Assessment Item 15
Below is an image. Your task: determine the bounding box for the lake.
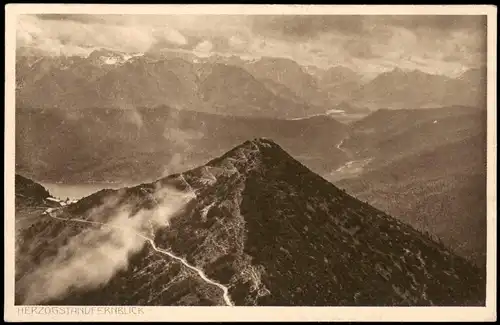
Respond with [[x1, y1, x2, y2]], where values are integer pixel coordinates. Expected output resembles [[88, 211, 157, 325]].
[[40, 182, 132, 201], [328, 112, 370, 124]]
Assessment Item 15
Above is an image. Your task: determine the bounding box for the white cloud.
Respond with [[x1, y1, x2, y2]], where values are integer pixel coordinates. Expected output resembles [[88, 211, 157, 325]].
[[153, 27, 188, 46], [19, 185, 195, 305], [16, 14, 486, 77], [17, 15, 187, 56], [229, 36, 244, 46], [193, 40, 213, 55]]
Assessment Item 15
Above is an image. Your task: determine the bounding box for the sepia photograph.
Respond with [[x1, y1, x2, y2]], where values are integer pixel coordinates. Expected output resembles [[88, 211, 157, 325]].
[[4, 4, 497, 322]]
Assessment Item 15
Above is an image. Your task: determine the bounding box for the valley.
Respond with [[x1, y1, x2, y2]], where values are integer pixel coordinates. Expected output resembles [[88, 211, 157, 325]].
[[13, 37, 489, 308], [16, 105, 488, 269], [326, 136, 374, 182], [337, 107, 487, 266], [16, 105, 350, 184]]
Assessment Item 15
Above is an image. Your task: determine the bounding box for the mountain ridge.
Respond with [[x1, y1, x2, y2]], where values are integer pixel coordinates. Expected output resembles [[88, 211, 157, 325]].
[[15, 138, 486, 306], [16, 50, 486, 112], [16, 105, 348, 184]]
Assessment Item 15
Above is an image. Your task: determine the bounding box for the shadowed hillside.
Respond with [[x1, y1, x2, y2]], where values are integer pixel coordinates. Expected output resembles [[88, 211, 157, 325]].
[[15, 139, 485, 306]]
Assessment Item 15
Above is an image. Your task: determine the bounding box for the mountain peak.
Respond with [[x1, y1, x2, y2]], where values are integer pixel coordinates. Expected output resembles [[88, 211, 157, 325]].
[[171, 137, 314, 191], [246, 137, 281, 149], [204, 138, 287, 170], [391, 66, 406, 73], [17, 138, 486, 306]]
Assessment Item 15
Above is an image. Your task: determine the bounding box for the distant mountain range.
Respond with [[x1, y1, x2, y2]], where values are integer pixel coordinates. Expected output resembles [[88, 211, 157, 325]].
[[351, 68, 486, 110], [16, 50, 323, 118], [15, 139, 486, 306], [15, 49, 486, 114]]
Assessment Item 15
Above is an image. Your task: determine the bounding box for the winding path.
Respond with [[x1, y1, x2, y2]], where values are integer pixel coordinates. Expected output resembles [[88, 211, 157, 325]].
[[43, 208, 234, 306]]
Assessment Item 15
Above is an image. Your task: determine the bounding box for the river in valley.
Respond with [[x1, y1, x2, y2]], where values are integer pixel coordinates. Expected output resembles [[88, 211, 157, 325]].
[[325, 136, 374, 183]]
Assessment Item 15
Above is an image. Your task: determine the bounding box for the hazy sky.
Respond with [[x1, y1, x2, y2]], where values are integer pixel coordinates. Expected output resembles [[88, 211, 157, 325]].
[[17, 14, 487, 77]]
